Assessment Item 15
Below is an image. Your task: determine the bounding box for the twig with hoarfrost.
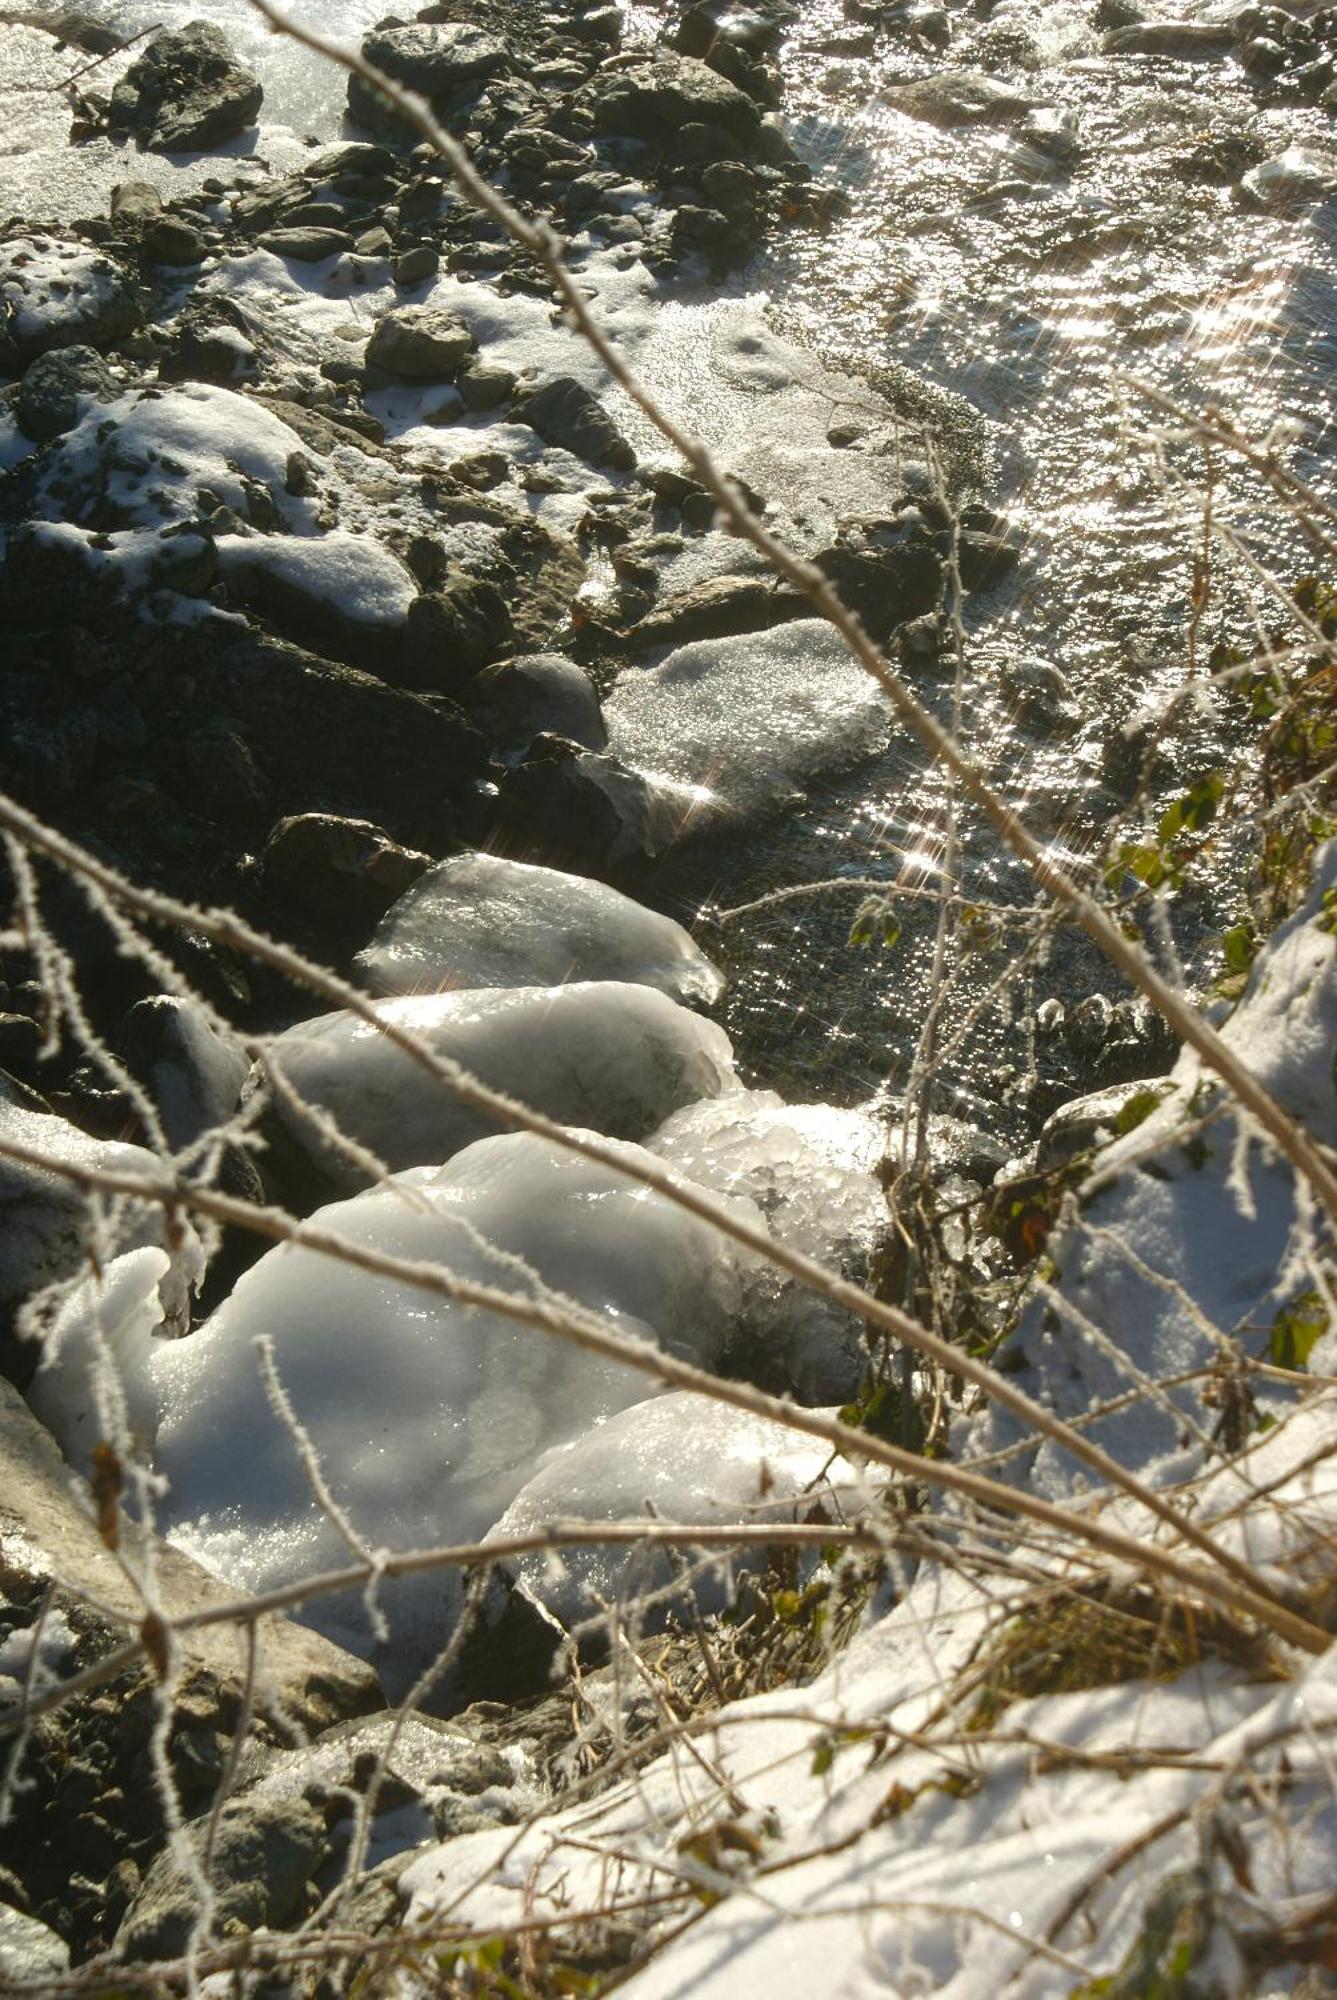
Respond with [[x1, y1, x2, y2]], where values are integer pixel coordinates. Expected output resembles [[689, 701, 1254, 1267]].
[[0, 795, 1313, 1639], [241, 0, 1337, 1235]]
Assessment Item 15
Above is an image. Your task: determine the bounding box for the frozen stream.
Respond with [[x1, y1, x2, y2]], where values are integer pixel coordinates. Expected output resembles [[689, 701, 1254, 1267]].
[[7, 0, 1336, 1141]]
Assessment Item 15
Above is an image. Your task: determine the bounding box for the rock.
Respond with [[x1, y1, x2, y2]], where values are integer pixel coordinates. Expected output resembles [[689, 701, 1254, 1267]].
[[813, 532, 945, 643], [629, 573, 806, 649], [108, 179, 163, 230], [1036, 1079, 1173, 1174], [394, 243, 440, 286], [142, 216, 206, 265], [16, 344, 118, 443], [999, 654, 1078, 735], [468, 653, 607, 753], [457, 361, 516, 411], [1241, 145, 1337, 207], [348, 23, 510, 135], [516, 374, 636, 471], [116, 996, 251, 1152], [399, 573, 514, 694], [216, 532, 417, 676], [257, 226, 355, 261], [880, 69, 1038, 126], [1102, 20, 1235, 55], [114, 1798, 326, 1961], [109, 21, 263, 154], [0, 1906, 69, 1985], [259, 813, 434, 939], [589, 52, 763, 149], [0, 238, 140, 370], [365, 304, 477, 380]]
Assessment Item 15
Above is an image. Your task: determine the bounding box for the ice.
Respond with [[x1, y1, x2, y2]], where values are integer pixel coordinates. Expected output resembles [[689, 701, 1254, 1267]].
[[963, 843, 1337, 1494], [354, 852, 724, 1008], [487, 1391, 877, 1632], [649, 1091, 888, 1399], [265, 981, 739, 1188], [131, 1132, 765, 1693], [603, 620, 892, 833], [27, 1246, 184, 1468]]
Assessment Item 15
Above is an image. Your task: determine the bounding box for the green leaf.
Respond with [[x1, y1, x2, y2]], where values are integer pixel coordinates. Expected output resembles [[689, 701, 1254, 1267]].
[[1270, 1290, 1328, 1371], [1157, 771, 1223, 843], [1111, 1087, 1166, 1137], [1220, 922, 1256, 975]]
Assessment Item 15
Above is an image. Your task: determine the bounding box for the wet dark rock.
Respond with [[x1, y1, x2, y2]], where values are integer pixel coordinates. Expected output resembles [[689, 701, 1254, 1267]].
[[116, 994, 250, 1152], [813, 532, 945, 643], [999, 655, 1079, 735], [882, 69, 1038, 125], [957, 511, 1023, 591], [366, 302, 477, 379], [399, 572, 514, 694], [588, 53, 763, 152], [348, 23, 511, 136], [114, 1798, 326, 1962], [516, 374, 636, 470], [0, 238, 141, 370], [16, 344, 119, 443], [109, 21, 263, 154], [257, 813, 434, 951], [258, 225, 356, 261], [629, 572, 806, 649], [494, 738, 679, 878], [468, 652, 607, 752], [1102, 19, 1234, 55]]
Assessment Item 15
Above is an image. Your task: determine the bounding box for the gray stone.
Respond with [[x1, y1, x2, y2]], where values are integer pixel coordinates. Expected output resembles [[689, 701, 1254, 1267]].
[[109, 21, 264, 154], [114, 1798, 326, 1962], [348, 23, 510, 134], [0, 1905, 69, 1985], [399, 572, 514, 693], [365, 303, 477, 379], [517, 374, 636, 471], [469, 652, 607, 752], [142, 216, 206, 264], [394, 243, 441, 286], [259, 814, 433, 930], [1102, 20, 1235, 55], [258, 226, 355, 261], [457, 361, 515, 411], [17, 343, 118, 442]]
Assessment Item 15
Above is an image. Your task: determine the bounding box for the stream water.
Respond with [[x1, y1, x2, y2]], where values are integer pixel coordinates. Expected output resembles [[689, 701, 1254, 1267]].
[[24, 0, 1337, 1147]]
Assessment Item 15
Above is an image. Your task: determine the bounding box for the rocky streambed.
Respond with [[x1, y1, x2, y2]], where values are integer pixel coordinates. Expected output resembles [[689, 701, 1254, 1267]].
[[1, 0, 1335, 1985]]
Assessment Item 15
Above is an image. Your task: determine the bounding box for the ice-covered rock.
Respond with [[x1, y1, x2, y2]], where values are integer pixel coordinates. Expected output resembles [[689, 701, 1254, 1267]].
[[119, 995, 251, 1151], [354, 853, 724, 1008], [0, 238, 140, 371], [0, 1078, 169, 1325], [488, 1391, 877, 1633], [603, 620, 891, 835], [27, 1245, 186, 1465], [130, 1132, 765, 1693], [649, 1091, 887, 1399], [265, 981, 737, 1188], [965, 845, 1337, 1495]]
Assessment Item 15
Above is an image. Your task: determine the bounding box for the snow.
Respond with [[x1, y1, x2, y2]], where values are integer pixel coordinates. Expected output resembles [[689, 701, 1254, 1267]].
[[264, 981, 739, 1188], [27, 1245, 184, 1467], [216, 530, 415, 629], [648, 1091, 888, 1399], [604, 620, 893, 832], [399, 1394, 1337, 1997], [112, 1131, 768, 1695], [964, 844, 1337, 1496], [354, 852, 725, 1007], [0, 237, 129, 355], [487, 1391, 878, 1633], [33, 382, 321, 534]]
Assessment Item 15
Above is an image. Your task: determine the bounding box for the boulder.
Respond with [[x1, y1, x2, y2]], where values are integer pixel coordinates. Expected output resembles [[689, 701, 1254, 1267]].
[[365, 303, 477, 380], [17, 343, 119, 443], [109, 21, 263, 154], [0, 237, 140, 370], [588, 52, 762, 148], [881, 69, 1039, 126], [347, 23, 510, 135]]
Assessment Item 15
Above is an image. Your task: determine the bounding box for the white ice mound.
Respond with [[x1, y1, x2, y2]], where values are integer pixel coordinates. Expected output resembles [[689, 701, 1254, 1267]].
[[649, 1091, 888, 1401], [354, 852, 724, 1007], [603, 620, 891, 832], [965, 842, 1337, 1496], [266, 981, 738, 1188], [488, 1390, 876, 1631], [143, 1132, 764, 1687], [27, 1245, 187, 1468]]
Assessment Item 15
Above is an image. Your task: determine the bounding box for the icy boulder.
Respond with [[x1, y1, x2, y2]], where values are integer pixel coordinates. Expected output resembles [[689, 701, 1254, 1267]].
[[354, 852, 724, 1007], [649, 1091, 888, 1400], [488, 1391, 876, 1633], [0, 1079, 169, 1325], [129, 1133, 765, 1693], [265, 981, 738, 1188], [603, 619, 891, 834], [27, 1245, 190, 1467], [965, 844, 1337, 1496]]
